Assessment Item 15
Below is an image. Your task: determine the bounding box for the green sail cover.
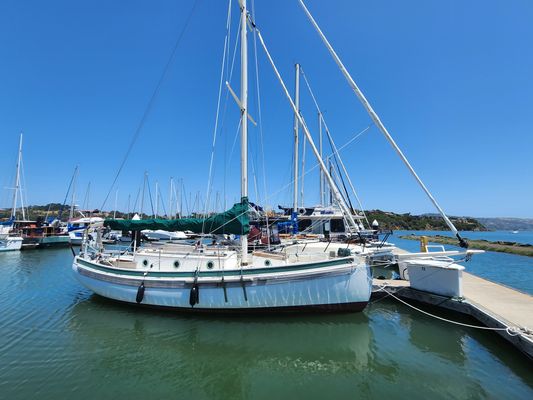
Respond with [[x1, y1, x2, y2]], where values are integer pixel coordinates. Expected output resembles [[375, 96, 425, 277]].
[[105, 198, 249, 235]]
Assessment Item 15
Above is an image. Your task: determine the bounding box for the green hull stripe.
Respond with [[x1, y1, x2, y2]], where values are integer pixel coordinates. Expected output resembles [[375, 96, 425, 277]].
[[77, 257, 354, 278]]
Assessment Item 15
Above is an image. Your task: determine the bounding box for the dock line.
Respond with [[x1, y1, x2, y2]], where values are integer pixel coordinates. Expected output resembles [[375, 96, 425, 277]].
[[375, 285, 532, 338]]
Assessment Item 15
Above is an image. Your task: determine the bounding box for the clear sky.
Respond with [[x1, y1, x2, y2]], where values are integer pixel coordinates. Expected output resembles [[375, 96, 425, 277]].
[[0, 0, 532, 218]]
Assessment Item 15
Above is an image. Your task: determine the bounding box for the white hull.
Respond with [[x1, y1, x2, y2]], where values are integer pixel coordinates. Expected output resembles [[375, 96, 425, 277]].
[[73, 257, 371, 313], [69, 231, 84, 245], [0, 236, 23, 252]]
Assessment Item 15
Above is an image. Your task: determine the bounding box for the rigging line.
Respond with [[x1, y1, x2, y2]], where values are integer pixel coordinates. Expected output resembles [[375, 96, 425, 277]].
[[327, 129, 356, 213], [225, 0, 232, 80], [251, 0, 268, 207], [228, 116, 243, 168], [132, 186, 141, 215], [300, 67, 370, 226], [100, 0, 200, 210], [202, 0, 232, 234], [157, 184, 168, 217], [325, 133, 354, 211], [324, 119, 370, 225], [221, 14, 242, 211], [329, 158, 353, 223], [182, 180, 190, 216], [59, 167, 77, 220], [298, 0, 466, 246], [203, 127, 374, 235], [276, 125, 371, 208], [219, 14, 241, 128], [19, 156, 28, 219], [249, 147, 260, 202], [83, 182, 91, 211]]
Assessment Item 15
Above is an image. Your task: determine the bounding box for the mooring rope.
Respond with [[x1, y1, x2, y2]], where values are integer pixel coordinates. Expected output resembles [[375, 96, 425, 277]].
[[375, 284, 531, 338]]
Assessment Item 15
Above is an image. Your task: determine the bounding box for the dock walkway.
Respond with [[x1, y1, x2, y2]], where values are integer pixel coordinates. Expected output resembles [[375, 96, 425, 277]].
[[372, 272, 533, 359]]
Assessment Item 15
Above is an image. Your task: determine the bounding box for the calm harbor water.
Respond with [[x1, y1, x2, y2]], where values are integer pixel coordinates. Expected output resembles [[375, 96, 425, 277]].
[[1, 233, 532, 399]]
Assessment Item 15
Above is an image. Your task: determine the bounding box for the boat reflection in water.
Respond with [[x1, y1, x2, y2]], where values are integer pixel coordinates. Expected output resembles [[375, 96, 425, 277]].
[[69, 296, 373, 397]]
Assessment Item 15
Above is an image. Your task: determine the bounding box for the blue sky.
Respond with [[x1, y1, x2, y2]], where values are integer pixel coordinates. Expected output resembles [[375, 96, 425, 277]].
[[0, 0, 532, 218]]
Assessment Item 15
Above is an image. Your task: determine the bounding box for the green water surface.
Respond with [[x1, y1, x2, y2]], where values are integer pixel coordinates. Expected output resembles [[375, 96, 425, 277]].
[[0, 248, 531, 399]]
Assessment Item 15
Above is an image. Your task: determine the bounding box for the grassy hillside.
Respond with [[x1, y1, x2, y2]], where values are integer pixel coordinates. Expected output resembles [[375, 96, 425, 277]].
[[400, 234, 533, 257], [365, 210, 487, 231]]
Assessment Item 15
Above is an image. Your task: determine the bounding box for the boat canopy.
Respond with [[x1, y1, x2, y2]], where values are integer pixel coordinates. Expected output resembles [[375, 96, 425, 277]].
[[104, 198, 250, 235]]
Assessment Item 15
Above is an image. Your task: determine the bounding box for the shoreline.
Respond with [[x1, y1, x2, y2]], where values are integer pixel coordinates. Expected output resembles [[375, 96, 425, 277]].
[[399, 234, 533, 257]]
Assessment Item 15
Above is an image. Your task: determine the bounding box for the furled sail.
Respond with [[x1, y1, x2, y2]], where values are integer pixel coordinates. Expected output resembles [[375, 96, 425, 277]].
[[104, 198, 249, 235]]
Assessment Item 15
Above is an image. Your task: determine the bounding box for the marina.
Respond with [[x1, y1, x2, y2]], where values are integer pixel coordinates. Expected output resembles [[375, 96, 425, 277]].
[[1, 243, 532, 399], [1, 0, 532, 398]]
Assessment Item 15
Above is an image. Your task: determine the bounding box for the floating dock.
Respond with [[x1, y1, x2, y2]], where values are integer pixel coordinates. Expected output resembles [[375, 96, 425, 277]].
[[372, 272, 533, 359]]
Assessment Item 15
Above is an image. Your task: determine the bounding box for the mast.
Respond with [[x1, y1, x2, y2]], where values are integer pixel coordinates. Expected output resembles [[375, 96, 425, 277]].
[[300, 134, 306, 208], [169, 177, 174, 219], [292, 63, 300, 228], [69, 166, 78, 220], [180, 178, 184, 217], [328, 157, 333, 206], [113, 189, 118, 219], [155, 181, 159, 218], [11, 133, 24, 220], [239, 0, 249, 263], [84, 182, 91, 213], [255, 28, 360, 234], [298, 0, 467, 246], [140, 172, 147, 218], [318, 111, 324, 205]]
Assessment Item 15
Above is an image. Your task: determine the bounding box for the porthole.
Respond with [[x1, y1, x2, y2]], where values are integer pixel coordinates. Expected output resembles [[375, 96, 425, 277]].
[[142, 259, 148, 266], [264, 259, 271, 266], [173, 260, 180, 268], [207, 261, 214, 270]]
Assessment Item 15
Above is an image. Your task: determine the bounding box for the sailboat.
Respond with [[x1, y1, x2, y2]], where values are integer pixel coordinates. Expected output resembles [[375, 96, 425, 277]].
[[6, 134, 70, 249], [72, 0, 372, 313], [1, 134, 25, 252], [0, 222, 23, 252]]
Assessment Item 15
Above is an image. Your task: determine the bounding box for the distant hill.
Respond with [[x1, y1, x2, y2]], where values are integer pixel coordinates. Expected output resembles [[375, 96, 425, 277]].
[[0, 203, 101, 221], [1, 203, 490, 231], [365, 210, 487, 231], [477, 217, 533, 231]]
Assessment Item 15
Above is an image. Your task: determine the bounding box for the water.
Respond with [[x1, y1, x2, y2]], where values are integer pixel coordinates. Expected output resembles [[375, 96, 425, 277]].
[[0, 242, 532, 399], [389, 231, 533, 295]]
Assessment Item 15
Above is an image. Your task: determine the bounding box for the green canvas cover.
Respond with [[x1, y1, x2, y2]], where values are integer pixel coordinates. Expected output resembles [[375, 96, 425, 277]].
[[104, 198, 249, 235]]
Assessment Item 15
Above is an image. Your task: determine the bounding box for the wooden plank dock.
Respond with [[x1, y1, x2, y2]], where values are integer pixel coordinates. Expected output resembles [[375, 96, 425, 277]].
[[372, 272, 533, 359]]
